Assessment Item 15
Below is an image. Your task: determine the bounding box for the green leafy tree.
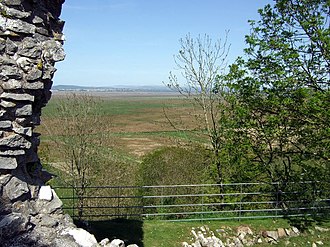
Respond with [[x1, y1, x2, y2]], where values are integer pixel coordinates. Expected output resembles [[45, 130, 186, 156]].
[[226, 0, 330, 186]]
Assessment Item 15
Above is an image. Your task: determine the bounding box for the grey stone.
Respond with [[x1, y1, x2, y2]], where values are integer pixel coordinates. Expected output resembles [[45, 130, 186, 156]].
[[284, 228, 292, 236], [1, 79, 22, 90], [292, 226, 300, 235], [18, 37, 42, 58], [42, 39, 66, 62], [0, 55, 16, 65], [39, 214, 59, 228], [315, 226, 329, 232], [0, 149, 25, 156], [5, 37, 18, 55], [16, 57, 32, 72], [3, 176, 30, 201], [0, 156, 17, 169], [12, 122, 32, 136], [36, 189, 63, 214], [15, 104, 33, 116], [0, 133, 31, 149], [3, 0, 22, 6], [32, 15, 44, 24], [1, 17, 36, 34], [0, 213, 29, 239], [12, 200, 38, 216], [62, 227, 98, 247], [53, 237, 80, 247], [277, 228, 287, 238], [100, 238, 110, 246], [0, 4, 30, 19], [0, 120, 12, 128], [1, 92, 34, 101], [109, 239, 125, 247], [233, 237, 243, 247], [0, 174, 12, 186], [0, 110, 5, 117], [48, 189, 64, 213], [36, 27, 49, 36], [265, 230, 279, 241], [26, 68, 42, 81], [0, 65, 22, 79], [42, 63, 57, 79], [0, 38, 5, 51], [23, 81, 44, 90]]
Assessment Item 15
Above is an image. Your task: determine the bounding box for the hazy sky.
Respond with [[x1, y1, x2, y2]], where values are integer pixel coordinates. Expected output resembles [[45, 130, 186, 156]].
[[53, 0, 274, 87]]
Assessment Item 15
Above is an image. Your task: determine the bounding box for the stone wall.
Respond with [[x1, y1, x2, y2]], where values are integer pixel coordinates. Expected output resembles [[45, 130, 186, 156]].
[[0, 0, 94, 246]]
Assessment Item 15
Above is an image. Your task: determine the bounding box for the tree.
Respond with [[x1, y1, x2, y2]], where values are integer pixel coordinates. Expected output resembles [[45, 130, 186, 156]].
[[46, 93, 106, 221], [166, 33, 231, 185], [226, 0, 330, 186]]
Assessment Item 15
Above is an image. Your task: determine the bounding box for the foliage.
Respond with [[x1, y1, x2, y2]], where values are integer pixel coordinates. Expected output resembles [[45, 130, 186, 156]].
[[138, 145, 212, 218], [138, 145, 211, 186], [225, 0, 330, 187]]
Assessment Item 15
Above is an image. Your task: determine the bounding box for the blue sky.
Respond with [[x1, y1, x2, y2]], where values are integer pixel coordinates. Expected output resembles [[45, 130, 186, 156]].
[[54, 0, 274, 87]]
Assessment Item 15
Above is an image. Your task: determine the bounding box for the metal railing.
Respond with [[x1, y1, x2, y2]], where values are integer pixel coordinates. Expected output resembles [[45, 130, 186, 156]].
[[53, 181, 330, 221]]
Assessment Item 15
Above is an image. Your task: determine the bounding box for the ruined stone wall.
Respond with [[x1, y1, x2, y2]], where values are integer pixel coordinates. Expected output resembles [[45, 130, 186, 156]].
[[0, 0, 65, 175], [0, 1, 90, 246]]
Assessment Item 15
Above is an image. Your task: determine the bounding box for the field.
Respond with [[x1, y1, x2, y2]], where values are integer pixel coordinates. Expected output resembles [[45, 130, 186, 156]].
[[38, 91, 201, 163]]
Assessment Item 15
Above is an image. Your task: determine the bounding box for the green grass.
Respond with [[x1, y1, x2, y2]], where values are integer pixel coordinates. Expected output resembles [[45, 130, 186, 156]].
[[42, 94, 187, 117]]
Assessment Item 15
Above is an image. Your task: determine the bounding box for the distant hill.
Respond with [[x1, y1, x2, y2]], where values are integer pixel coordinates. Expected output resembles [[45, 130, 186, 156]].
[[52, 84, 172, 92]]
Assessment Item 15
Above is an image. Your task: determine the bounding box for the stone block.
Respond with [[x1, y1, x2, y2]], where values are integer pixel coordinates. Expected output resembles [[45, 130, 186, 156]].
[[38, 185, 53, 201], [0, 99, 16, 107], [26, 68, 42, 81], [62, 227, 98, 247], [12, 122, 32, 136], [1, 17, 36, 34], [3, 0, 22, 6], [0, 133, 31, 149], [18, 37, 42, 58], [1, 79, 22, 90], [23, 81, 44, 90], [0, 65, 22, 79], [42, 40, 65, 62], [15, 104, 33, 116], [0, 156, 17, 169], [0, 120, 12, 128], [3, 176, 30, 201], [277, 228, 287, 238], [0, 149, 25, 156], [5, 38, 18, 55], [1, 92, 34, 101]]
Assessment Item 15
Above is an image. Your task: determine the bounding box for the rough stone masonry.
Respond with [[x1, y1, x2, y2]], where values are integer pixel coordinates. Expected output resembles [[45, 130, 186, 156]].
[[0, 0, 111, 246]]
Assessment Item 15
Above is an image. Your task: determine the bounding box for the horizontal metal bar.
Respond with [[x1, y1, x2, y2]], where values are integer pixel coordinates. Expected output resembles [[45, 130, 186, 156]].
[[54, 181, 329, 190], [142, 191, 273, 199], [142, 208, 284, 217], [60, 195, 142, 200], [71, 213, 142, 218], [165, 213, 319, 222]]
